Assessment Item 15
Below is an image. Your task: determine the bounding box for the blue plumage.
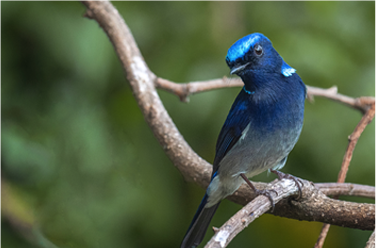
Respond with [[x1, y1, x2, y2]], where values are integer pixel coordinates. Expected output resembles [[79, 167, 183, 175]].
[[181, 33, 306, 248]]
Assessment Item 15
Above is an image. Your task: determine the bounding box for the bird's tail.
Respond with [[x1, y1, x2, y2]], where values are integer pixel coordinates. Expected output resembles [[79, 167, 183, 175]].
[[181, 193, 220, 248]]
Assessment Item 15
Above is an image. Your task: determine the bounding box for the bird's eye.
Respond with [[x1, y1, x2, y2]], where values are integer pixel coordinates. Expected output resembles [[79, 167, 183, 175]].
[[254, 44, 263, 56]]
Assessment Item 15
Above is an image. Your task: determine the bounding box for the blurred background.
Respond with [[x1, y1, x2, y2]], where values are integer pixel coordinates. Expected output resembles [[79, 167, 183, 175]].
[[2, 2, 375, 248]]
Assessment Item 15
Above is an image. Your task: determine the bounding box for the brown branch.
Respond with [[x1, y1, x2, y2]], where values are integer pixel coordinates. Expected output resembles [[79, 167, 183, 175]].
[[206, 178, 375, 248], [81, 0, 374, 238], [365, 231, 375, 248], [213, 179, 376, 244], [315, 103, 375, 248], [156, 77, 375, 114], [315, 183, 375, 199], [338, 104, 376, 183], [156, 77, 239, 102], [205, 179, 300, 248], [81, 0, 213, 190], [227, 182, 375, 202], [314, 224, 331, 248], [307, 86, 375, 114], [226, 179, 375, 230]]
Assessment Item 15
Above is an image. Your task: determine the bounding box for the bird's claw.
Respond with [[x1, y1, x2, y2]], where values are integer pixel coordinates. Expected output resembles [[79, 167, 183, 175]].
[[253, 188, 278, 212], [270, 170, 303, 200], [240, 173, 278, 212]]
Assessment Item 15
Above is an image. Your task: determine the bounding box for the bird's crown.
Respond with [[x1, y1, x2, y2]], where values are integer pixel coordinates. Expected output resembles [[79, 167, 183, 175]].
[[226, 33, 269, 63], [226, 33, 296, 77]]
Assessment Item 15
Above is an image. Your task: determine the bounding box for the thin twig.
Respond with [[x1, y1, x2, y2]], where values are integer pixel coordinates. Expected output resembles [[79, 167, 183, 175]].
[[314, 103, 375, 248], [314, 224, 331, 248], [365, 231, 375, 248], [315, 183, 375, 199], [338, 104, 376, 183], [156, 77, 239, 102], [156, 77, 375, 114], [307, 86, 374, 114]]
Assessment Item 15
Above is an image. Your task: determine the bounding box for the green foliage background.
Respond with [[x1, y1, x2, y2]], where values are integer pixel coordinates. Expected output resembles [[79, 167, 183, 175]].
[[2, 2, 375, 248]]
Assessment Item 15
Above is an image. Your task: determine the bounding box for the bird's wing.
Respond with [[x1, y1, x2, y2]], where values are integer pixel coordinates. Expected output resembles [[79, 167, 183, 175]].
[[212, 93, 251, 174]]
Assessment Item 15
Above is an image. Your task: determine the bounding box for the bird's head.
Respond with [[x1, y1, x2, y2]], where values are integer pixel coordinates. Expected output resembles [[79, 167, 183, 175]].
[[226, 33, 292, 76]]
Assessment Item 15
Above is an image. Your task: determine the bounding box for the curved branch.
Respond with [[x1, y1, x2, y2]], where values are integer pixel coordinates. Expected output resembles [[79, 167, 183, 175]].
[[226, 181, 375, 201], [156, 77, 237, 102], [206, 178, 375, 248], [156, 77, 375, 114], [338, 104, 375, 183], [307, 86, 375, 114], [81, 0, 213, 189], [315, 101, 375, 248], [81, 0, 375, 231], [206, 179, 300, 248], [365, 231, 375, 248], [314, 224, 331, 248], [225, 179, 374, 230], [315, 183, 375, 199]]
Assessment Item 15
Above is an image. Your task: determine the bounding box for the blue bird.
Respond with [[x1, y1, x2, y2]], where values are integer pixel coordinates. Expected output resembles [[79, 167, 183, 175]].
[[181, 33, 306, 248]]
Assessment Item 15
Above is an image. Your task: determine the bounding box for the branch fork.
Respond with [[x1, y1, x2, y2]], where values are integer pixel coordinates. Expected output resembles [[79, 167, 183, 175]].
[[81, 1, 375, 247]]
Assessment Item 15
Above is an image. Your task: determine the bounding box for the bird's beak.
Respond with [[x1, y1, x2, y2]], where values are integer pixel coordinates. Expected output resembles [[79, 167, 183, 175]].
[[230, 62, 250, 75]]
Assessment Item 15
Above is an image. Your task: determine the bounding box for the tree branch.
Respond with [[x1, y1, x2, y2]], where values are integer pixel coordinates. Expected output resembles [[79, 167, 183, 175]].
[[225, 179, 374, 230], [315, 101, 375, 248], [82, 0, 213, 190], [156, 77, 375, 114], [205, 179, 300, 248], [155, 77, 238, 102], [338, 104, 376, 183], [314, 224, 331, 248], [365, 231, 375, 248], [206, 178, 375, 248], [81, 0, 374, 238], [306, 86, 374, 114], [315, 183, 375, 199]]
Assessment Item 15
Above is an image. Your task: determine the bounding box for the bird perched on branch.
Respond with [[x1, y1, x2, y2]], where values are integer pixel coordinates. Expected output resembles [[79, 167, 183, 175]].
[[181, 33, 306, 248]]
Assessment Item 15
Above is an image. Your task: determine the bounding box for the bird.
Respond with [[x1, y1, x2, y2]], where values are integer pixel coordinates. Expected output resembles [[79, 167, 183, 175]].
[[180, 33, 306, 248]]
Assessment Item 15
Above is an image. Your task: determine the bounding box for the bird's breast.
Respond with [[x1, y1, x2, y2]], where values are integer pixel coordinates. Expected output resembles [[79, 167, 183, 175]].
[[218, 98, 304, 179]]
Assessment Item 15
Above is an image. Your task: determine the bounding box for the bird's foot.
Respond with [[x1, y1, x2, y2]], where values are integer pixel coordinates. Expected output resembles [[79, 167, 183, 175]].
[[240, 173, 277, 212], [252, 187, 278, 211], [270, 170, 303, 199]]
